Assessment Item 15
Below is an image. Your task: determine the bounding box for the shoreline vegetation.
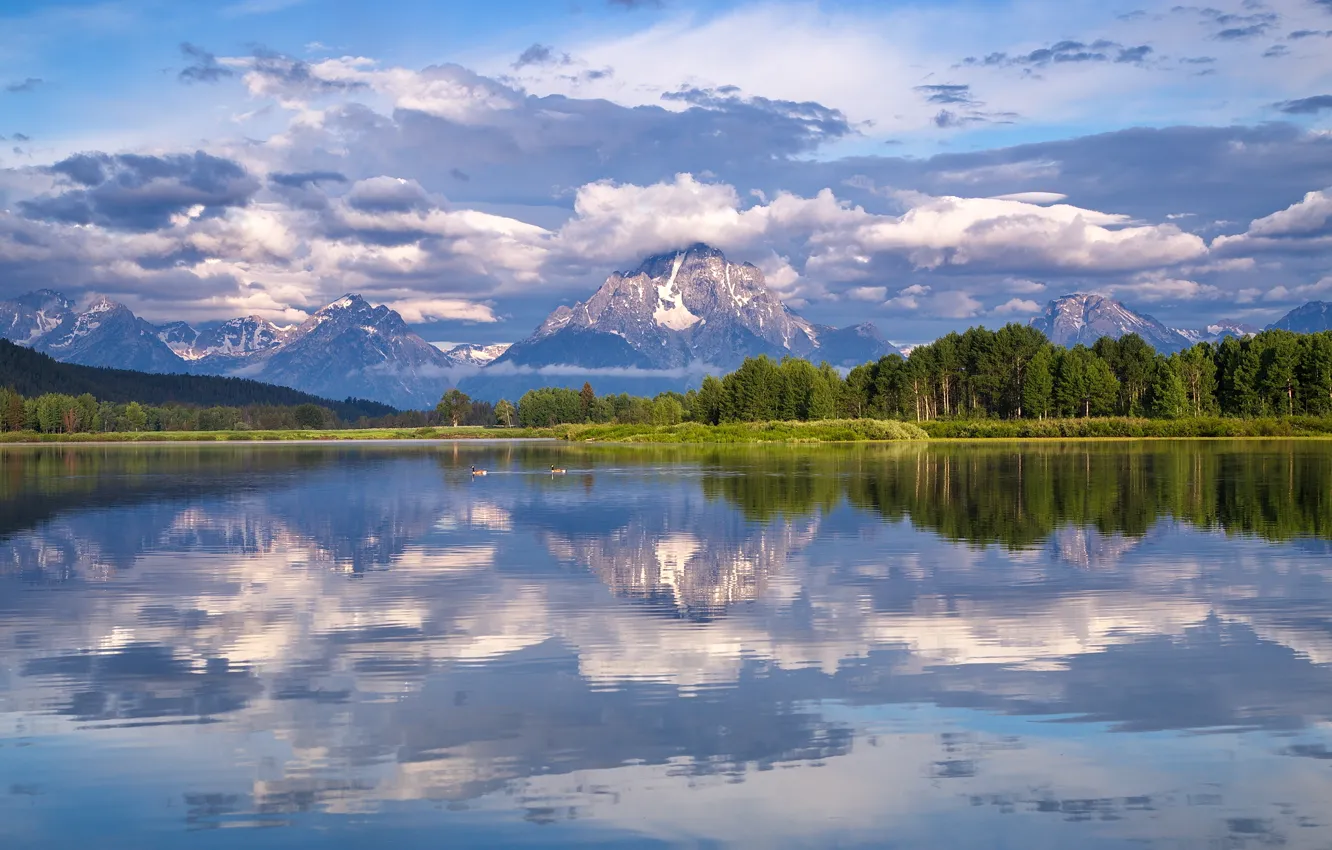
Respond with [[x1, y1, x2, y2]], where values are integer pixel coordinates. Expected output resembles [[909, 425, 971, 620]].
[[7, 416, 1332, 444]]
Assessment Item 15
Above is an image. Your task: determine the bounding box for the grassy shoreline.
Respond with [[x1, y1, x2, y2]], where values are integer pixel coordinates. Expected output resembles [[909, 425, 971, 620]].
[[6, 416, 1332, 445], [0, 426, 560, 444]]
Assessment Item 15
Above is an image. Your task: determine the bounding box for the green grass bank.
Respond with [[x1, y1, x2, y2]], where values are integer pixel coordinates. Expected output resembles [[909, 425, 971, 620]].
[[0, 425, 559, 443], [8, 416, 1332, 445]]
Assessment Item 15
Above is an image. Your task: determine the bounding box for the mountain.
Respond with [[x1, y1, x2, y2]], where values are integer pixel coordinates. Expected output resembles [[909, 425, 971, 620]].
[[462, 244, 900, 399], [1270, 302, 1332, 333], [232, 296, 454, 410], [35, 296, 187, 373], [0, 291, 455, 409], [440, 342, 511, 368], [160, 315, 293, 365], [1028, 294, 1190, 353], [0, 339, 394, 419], [0, 290, 73, 345], [1175, 320, 1259, 346]]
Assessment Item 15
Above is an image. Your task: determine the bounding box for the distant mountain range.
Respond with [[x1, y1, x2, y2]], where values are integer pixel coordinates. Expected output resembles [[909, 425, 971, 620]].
[[0, 290, 504, 409], [1027, 293, 1269, 354], [6, 244, 1332, 407]]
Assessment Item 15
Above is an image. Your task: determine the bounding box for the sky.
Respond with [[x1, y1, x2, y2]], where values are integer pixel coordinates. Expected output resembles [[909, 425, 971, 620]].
[[1, 0, 1331, 347]]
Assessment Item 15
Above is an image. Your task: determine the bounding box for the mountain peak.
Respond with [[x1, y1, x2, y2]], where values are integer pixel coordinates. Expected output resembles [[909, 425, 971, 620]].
[[317, 294, 367, 313], [489, 245, 897, 385], [1030, 293, 1188, 353], [1270, 301, 1332, 333]]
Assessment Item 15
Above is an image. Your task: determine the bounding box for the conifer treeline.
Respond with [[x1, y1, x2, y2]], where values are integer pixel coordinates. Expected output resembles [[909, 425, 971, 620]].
[[516, 325, 1332, 426]]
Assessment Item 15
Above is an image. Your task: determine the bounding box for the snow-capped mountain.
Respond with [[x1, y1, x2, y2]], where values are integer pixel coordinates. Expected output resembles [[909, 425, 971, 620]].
[[159, 316, 294, 364], [1269, 301, 1332, 333], [33, 296, 187, 373], [462, 244, 900, 399], [245, 295, 453, 409], [1028, 294, 1190, 353], [0, 290, 73, 345], [439, 342, 511, 368], [1174, 320, 1259, 345], [0, 291, 454, 409]]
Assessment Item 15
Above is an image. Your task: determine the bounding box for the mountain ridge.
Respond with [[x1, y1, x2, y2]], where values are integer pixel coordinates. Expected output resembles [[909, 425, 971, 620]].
[[0, 291, 455, 409]]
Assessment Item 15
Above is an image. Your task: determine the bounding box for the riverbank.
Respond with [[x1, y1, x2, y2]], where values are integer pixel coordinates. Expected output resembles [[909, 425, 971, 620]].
[[6, 416, 1332, 444], [917, 416, 1332, 439], [0, 425, 559, 443], [560, 419, 930, 443]]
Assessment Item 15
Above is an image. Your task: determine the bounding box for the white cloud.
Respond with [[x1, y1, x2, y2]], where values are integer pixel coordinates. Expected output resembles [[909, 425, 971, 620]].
[[994, 297, 1040, 314], [841, 193, 1207, 272], [848, 286, 888, 302], [1104, 272, 1219, 302], [988, 192, 1068, 204], [389, 298, 497, 323], [1244, 188, 1332, 238]]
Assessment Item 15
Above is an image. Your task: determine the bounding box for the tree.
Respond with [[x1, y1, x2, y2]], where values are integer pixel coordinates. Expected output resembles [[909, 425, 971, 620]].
[[1145, 356, 1188, 419], [650, 395, 684, 425], [1298, 333, 1332, 415], [437, 389, 472, 427], [1258, 330, 1300, 416], [494, 399, 516, 427], [1022, 346, 1055, 420], [579, 382, 596, 420], [1095, 333, 1154, 415], [124, 401, 148, 432], [294, 403, 326, 428], [1173, 344, 1219, 417], [722, 356, 781, 422], [690, 375, 725, 424]]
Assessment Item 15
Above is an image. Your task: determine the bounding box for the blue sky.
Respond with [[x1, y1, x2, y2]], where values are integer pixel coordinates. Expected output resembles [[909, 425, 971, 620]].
[[2, 0, 1331, 345]]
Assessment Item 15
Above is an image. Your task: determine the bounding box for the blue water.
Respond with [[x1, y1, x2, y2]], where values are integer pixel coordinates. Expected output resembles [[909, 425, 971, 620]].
[[1, 441, 1330, 848]]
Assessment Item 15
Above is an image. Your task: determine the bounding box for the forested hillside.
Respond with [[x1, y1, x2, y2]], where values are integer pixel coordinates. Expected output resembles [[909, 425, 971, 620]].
[[0, 340, 394, 420]]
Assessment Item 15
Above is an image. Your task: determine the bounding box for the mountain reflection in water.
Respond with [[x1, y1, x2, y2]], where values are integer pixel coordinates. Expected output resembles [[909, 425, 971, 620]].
[[1, 441, 1330, 848]]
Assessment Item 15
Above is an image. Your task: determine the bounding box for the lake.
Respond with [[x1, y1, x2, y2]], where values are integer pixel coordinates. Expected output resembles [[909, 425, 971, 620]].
[[2, 440, 1331, 849]]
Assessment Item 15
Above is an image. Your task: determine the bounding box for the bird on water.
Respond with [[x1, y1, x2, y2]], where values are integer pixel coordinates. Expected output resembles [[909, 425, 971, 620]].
[[550, 465, 567, 474], [471, 466, 487, 476]]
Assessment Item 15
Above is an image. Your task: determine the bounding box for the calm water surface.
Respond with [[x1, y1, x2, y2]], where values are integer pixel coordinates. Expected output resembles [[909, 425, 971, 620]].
[[2, 440, 1331, 848]]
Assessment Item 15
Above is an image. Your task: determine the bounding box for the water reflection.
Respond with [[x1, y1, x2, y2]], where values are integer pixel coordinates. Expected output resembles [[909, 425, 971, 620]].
[[1, 441, 1331, 848]]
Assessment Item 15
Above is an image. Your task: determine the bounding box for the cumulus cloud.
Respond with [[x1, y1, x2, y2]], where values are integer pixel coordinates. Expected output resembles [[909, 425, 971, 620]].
[[847, 286, 888, 302], [840, 193, 1207, 273], [388, 297, 497, 323], [20, 151, 259, 231], [1245, 188, 1332, 237], [994, 297, 1040, 314]]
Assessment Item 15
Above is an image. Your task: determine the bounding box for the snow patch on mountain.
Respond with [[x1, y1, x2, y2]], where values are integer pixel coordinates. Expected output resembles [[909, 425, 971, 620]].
[[653, 254, 703, 331]]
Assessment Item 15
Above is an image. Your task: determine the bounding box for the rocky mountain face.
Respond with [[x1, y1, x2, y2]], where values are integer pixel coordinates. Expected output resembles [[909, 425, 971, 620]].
[[1270, 301, 1332, 333], [0, 290, 73, 345], [463, 244, 900, 399], [244, 296, 453, 409], [0, 291, 455, 409], [439, 343, 511, 368], [1028, 294, 1191, 353], [26, 296, 186, 373], [162, 316, 294, 365], [1175, 320, 1260, 345]]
